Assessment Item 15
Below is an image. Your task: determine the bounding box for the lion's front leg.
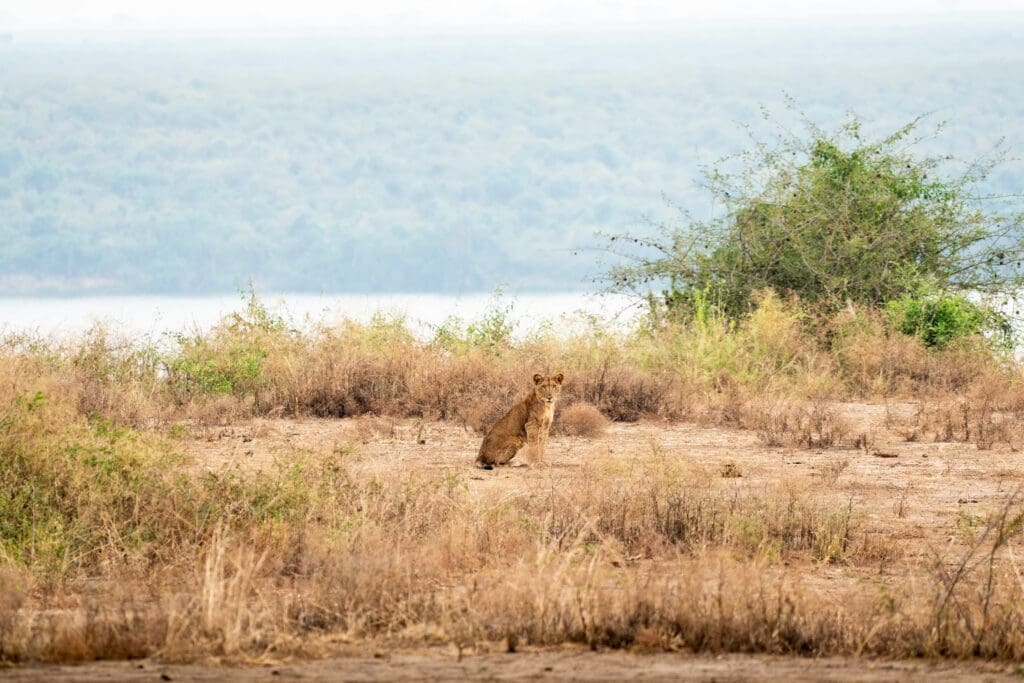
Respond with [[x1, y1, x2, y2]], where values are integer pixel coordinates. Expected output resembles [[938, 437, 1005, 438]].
[[524, 422, 547, 467]]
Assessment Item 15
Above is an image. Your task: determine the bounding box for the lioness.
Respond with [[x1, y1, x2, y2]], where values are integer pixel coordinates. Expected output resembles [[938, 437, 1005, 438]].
[[476, 373, 564, 469]]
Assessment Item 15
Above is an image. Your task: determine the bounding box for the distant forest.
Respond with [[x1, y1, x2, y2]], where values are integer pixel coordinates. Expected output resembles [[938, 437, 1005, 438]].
[[1, 17, 1021, 294]]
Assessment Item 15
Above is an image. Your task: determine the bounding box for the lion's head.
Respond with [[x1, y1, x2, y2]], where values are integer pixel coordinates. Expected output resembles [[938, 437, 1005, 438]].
[[532, 373, 564, 406]]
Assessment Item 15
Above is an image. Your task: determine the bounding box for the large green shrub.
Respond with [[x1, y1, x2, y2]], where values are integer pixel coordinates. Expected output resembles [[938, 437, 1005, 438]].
[[609, 114, 1023, 325]]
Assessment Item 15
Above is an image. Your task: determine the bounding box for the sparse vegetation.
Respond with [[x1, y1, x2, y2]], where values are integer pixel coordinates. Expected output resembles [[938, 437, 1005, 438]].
[[2, 287, 1013, 444], [3, 377, 1024, 663], [5, 273, 1024, 672], [887, 396, 1023, 450]]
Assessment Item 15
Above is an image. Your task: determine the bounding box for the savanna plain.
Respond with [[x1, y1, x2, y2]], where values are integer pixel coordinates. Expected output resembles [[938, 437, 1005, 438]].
[[5, 292, 1024, 681]]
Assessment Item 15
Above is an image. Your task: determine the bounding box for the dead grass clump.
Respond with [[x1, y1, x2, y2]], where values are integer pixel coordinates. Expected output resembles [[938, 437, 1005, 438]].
[[0, 570, 28, 662], [406, 352, 520, 422], [857, 530, 903, 572], [697, 379, 754, 428], [851, 431, 876, 452], [188, 394, 251, 426], [884, 366, 1024, 449], [68, 326, 165, 427], [816, 458, 849, 486], [560, 460, 863, 564], [753, 400, 849, 449], [888, 398, 1022, 450], [568, 365, 688, 422], [719, 462, 742, 478], [831, 308, 928, 396], [553, 403, 608, 437], [48, 599, 159, 662], [161, 526, 296, 660], [353, 415, 398, 443]]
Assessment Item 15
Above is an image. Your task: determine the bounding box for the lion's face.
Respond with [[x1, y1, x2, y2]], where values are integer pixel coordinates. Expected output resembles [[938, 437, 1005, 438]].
[[532, 373, 564, 406]]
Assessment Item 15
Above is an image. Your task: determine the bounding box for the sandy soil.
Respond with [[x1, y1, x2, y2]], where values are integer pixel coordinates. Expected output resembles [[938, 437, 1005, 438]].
[[6, 650, 1021, 682], [185, 400, 1024, 569]]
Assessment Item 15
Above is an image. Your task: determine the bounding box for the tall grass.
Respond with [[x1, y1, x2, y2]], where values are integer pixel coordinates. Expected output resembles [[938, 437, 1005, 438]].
[[2, 289, 1013, 431]]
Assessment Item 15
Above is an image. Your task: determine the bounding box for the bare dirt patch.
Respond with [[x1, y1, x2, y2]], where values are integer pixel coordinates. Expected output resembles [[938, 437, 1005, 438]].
[[172, 400, 1024, 624], [184, 401, 1022, 561], [5, 649, 1020, 682]]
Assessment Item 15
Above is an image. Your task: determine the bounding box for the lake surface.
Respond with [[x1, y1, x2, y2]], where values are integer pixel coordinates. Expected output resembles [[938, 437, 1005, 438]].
[[0, 293, 642, 340]]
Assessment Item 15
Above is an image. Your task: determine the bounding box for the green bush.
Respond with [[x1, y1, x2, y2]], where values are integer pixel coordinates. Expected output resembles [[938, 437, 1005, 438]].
[[609, 113, 1024, 325], [0, 387, 336, 579], [165, 288, 288, 399], [431, 289, 517, 353], [886, 290, 1011, 349]]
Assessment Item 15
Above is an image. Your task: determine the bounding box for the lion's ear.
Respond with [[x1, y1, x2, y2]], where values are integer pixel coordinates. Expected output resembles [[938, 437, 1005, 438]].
[[533, 373, 544, 385], [554, 373, 564, 385]]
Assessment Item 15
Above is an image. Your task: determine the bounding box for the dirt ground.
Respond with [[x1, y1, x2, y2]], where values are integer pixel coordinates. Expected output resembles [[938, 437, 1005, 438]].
[[185, 400, 1024, 569], [14, 401, 1024, 681], [6, 649, 1022, 682]]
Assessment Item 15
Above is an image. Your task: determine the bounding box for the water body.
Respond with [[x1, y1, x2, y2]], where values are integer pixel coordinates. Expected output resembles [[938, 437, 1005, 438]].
[[0, 292, 642, 340]]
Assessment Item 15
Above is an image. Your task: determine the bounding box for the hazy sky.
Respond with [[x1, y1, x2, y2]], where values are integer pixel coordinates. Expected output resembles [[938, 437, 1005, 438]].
[[2, 0, 1021, 32]]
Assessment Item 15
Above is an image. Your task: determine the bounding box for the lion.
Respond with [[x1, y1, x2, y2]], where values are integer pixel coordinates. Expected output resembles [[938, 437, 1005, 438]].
[[476, 373, 564, 469]]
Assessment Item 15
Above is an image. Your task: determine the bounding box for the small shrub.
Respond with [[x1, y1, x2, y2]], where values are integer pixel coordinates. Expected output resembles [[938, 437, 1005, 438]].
[[817, 458, 850, 486], [554, 403, 608, 437], [431, 289, 517, 353], [754, 400, 848, 449], [166, 290, 289, 403], [886, 290, 1010, 349], [813, 501, 858, 563]]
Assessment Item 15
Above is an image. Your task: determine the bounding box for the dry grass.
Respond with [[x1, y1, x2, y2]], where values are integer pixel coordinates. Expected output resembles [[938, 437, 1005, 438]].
[[752, 400, 849, 449], [816, 458, 850, 486], [5, 413, 1024, 663], [7, 293, 1024, 666], [553, 402, 608, 437], [828, 307, 1001, 397], [720, 462, 742, 478], [886, 376, 1024, 450], [2, 290, 1010, 434], [5, 445, 1024, 663]]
